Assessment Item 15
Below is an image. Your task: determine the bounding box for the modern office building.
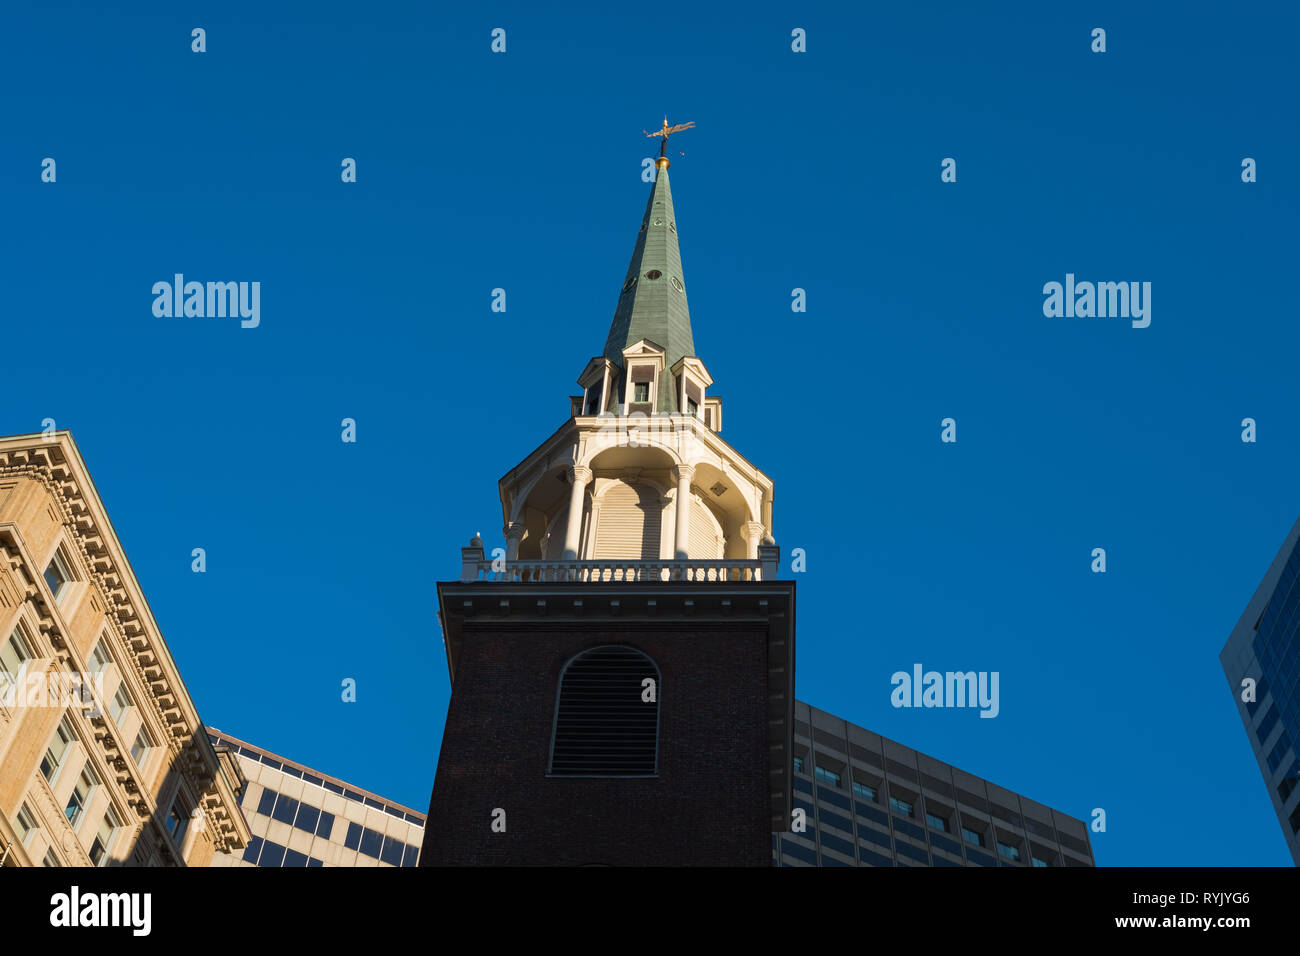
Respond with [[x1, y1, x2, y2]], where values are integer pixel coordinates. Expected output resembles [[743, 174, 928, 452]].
[[776, 701, 1095, 867], [0, 432, 248, 867], [421, 128, 796, 866], [206, 728, 424, 867], [1220, 516, 1300, 865]]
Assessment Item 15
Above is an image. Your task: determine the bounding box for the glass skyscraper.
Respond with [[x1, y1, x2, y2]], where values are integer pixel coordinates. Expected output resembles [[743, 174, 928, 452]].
[[1221, 517, 1300, 865], [774, 701, 1095, 867]]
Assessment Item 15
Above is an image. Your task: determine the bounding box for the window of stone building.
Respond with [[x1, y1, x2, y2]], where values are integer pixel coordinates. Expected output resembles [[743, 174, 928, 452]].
[[44, 549, 73, 603], [1, 626, 34, 698], [65, 767, 99, 828], [41, 718, 76, 783], [16, 804, 39, 848], [89, 638, 112, 676], [130, 726, 153, 766], [167, 795, 190, 845], [109, 685, 132, 725], [88, 805, 121, 865]]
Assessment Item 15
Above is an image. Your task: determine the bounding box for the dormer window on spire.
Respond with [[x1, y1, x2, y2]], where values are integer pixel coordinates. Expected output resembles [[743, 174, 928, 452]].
[[576, 357, 618, 419], [622, 339, 666, 416], [670, 356, 713, 421]]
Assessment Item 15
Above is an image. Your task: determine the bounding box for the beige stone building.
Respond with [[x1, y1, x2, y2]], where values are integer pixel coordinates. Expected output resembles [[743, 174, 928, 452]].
[[206, 728, 424, 867], [0, 431, 248, 867]]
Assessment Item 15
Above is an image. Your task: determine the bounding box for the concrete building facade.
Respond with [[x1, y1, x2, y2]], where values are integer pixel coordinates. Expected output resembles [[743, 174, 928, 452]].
[[0, 432, 248, 867], [777, 701, 1095, 867], [206, 728, 424, 867]]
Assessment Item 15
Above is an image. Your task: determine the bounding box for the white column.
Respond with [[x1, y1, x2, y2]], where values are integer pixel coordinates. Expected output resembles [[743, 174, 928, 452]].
[[741, 521, 767, 560], [504, 522, 526, 562], [561, 466, 592, 560], [672, 465, 695, 559]]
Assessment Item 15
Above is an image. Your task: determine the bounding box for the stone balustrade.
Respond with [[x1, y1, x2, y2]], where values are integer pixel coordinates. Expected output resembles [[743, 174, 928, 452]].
[[458, 544, 779, 584]]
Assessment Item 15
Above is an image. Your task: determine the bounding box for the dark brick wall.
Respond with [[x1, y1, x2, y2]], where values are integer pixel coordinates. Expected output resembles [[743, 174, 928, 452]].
[[421, 620, 772, 865]]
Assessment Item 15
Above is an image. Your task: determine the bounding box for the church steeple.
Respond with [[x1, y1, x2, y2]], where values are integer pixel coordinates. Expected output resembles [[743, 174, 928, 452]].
[[501, 124, 773, 568], [423, 124, 793, 869], [600, 163, 696, 412]]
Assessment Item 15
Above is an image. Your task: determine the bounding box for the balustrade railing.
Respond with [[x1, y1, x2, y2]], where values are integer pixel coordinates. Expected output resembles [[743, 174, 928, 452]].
[[461, 557, 769, 583]]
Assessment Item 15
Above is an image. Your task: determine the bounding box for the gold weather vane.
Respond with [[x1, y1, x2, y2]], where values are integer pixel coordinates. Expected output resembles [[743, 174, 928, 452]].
[[644, 115, 695, 166]]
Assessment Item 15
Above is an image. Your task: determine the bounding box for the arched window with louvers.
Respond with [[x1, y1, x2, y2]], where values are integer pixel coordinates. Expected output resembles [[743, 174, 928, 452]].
[[548, 645, 661, 777]]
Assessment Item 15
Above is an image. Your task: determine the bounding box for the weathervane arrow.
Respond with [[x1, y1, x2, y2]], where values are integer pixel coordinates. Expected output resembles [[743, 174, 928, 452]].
[[644, 115, 695, 165]]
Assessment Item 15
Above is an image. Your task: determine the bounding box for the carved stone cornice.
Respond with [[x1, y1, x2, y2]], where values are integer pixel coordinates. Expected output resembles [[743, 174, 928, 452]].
[[0, 435, 249, 857]]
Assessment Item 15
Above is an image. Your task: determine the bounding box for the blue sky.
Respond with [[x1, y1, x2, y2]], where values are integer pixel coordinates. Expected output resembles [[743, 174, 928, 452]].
[[3, 0, 1297, 865]]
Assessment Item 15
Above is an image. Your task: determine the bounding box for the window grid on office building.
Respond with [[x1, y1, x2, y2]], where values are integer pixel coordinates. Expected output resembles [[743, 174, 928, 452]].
[[774, 704, 1096, 868]]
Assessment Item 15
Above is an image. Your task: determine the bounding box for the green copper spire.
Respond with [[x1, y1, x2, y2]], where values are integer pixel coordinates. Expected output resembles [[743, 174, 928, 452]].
[[602, 162, 696, 411]]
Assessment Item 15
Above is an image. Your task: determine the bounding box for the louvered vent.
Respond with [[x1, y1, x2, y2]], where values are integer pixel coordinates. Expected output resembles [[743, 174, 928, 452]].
[[593, 481, 661, 559], [688, 497, 723, 559], [549, 645, 660, 776]]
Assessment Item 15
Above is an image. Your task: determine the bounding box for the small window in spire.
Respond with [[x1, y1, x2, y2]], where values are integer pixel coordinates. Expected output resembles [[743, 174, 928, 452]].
[[644, 270, 662, 281]]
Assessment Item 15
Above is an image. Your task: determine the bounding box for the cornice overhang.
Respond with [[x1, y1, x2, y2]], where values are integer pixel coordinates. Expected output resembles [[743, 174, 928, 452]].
[[0, 432, 250, 853], [435, 578, 795, 830]]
